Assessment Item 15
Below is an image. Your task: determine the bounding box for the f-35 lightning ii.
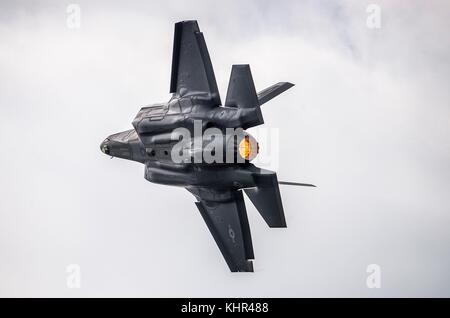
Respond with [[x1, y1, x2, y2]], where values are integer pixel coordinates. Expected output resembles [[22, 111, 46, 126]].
[[100, 20, 314, 272]]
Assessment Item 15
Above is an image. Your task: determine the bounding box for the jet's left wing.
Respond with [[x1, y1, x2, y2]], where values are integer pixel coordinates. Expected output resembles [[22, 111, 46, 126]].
[[170, 21, 221, 106], [187, 188, 254, 272]]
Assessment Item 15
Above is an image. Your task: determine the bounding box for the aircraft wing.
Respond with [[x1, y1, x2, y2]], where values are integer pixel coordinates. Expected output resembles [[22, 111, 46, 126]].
[[188, 188, 254, 272], [170, 21, 221, 106]]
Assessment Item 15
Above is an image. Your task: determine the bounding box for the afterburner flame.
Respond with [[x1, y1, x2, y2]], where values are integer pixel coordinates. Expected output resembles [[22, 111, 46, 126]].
[[239, 135, 258, 161]]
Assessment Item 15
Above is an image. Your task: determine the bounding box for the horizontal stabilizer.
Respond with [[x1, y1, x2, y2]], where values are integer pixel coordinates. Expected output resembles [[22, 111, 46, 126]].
[[257, 82, 294, 106], [279, 181, 316, 187], [244, 171, 286, 228]]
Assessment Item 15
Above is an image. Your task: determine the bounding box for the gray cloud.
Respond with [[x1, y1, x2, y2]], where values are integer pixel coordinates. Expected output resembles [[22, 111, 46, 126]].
[[0, 0, 449, 297]]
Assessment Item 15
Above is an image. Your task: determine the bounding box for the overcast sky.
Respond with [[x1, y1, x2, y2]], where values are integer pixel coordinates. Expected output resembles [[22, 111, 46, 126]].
[[1, 0, 449, 297]]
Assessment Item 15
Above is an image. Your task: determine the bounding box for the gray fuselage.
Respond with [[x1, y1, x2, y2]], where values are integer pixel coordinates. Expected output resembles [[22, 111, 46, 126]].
[[100, 95, 261, 191]]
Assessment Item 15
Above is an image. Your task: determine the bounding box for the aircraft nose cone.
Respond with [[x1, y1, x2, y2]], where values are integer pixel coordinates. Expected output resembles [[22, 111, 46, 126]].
[[100, 139, 110, 155]]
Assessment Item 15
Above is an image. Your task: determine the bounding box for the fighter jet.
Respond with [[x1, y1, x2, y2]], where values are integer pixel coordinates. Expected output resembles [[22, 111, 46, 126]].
[[100, 20, 314, 272]]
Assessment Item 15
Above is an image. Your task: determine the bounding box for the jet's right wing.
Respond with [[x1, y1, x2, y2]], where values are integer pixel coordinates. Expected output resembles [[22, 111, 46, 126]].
[[188, 188, 254, 272], [170, 20, 221, 106]]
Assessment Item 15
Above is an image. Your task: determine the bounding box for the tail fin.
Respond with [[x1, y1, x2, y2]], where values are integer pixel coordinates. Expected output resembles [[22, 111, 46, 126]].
[[225, 64, 263, 128], [257, 82, 294, 106], [225, 64, 259, 109], [244, 170, 286, 228], [224, 65, 294, 129], [225, 66, 294, 108]]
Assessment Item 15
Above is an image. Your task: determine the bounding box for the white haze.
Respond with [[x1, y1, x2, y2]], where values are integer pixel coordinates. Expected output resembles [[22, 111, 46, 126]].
[[0, 0, 449, 297]]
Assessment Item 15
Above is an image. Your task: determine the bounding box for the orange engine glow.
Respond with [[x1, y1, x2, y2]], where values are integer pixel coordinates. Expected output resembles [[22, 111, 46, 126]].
[[238, 135, 258, 161]]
